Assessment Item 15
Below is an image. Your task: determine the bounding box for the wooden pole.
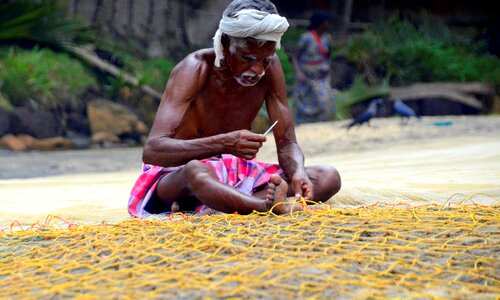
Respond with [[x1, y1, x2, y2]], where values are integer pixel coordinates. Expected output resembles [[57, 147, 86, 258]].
[[68, 45, 163, 100]]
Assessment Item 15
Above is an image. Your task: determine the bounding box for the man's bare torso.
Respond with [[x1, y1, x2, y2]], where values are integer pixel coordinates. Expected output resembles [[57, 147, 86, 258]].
[[173, 49, 272, 140]]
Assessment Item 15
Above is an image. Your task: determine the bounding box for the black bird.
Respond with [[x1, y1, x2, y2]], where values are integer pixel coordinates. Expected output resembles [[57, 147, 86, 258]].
[[393, 99, 420, 124], [344, 98, 383, 130]]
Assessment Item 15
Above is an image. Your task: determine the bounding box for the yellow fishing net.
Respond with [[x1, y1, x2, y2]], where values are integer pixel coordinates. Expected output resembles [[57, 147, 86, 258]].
[[1, 197, 499, 299]]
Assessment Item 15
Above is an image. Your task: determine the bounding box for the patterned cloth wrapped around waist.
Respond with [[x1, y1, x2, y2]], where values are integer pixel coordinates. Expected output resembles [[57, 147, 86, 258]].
[[128, 154, 283, 217]]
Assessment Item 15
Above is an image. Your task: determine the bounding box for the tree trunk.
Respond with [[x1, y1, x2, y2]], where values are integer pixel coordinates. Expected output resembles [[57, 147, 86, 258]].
[[341, 0, 353, 36], [390, 82, 494, 110]]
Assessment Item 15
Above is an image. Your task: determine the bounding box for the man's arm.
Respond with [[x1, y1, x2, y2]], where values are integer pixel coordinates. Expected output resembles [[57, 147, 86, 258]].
[[142, 53, 221, 167], [265, 55, 313, 199], [143, 53, 265, 167]]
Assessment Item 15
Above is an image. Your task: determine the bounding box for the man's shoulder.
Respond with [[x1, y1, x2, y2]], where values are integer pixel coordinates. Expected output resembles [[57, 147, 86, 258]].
[[171, 48, 215, 83], [182, 48, 215, 68]]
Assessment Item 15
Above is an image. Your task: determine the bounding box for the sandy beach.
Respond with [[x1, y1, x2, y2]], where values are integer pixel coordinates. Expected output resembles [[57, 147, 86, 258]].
[[1, 115, 499, 226]]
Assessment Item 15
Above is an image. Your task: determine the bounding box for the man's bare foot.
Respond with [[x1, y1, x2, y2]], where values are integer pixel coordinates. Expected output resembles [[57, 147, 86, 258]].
[[266, 174, 303, 214], [171, 201, 180, 213]]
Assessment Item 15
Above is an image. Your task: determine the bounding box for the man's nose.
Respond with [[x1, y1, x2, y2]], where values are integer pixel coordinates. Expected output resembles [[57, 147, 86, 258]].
[[249, 60, 265, 75]]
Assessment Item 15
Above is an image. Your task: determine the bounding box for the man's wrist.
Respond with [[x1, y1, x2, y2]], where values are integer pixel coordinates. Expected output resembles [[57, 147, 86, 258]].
[[214, 133, 228, 154]]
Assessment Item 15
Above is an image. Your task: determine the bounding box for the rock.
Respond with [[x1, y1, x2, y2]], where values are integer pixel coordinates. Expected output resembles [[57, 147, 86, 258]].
[[0, 108, 10, 136], [0, 134, 28, 151], [91, 132, 120, 145], [331, 57, 356, 90], [8, 107, 60, 138], [17, 134, 35, 149], [66, 111, 91, 136], [0, 134, 76, 151], [31, 137, 76, 150], [87, 99, 149, 140]]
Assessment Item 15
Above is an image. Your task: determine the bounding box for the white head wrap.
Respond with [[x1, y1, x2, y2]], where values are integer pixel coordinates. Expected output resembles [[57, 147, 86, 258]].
[[213, 8, 289, 67]]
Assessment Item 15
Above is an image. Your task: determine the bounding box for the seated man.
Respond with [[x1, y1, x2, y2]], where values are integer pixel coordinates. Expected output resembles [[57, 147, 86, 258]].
[[128, 0, 341, 217]]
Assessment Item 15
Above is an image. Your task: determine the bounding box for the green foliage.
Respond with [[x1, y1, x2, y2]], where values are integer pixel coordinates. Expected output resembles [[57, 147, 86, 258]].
[[339, 12, 500, 85], [97, 57, 176, 102], [280, 28, 306, 48], [0, 46, 97, 109], [390, 39, 500, 85], [0, 92, 13, 110], [276, 49, 295, 87], [343, 31, 387, 84], [335, 77, 391, 120], [139, 59, 177, 91], [0, 0, 92, 49], [90, 37, 176, 97]]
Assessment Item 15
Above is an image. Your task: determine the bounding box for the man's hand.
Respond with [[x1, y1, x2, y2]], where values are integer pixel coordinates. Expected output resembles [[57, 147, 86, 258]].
[[224, 130, 266, 160], [291, 170, 313, 200]]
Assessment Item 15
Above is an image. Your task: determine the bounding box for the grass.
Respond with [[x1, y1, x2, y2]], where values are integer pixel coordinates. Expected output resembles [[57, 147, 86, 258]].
[[336, 11, 500, 86], [0, 46, 97, 110]]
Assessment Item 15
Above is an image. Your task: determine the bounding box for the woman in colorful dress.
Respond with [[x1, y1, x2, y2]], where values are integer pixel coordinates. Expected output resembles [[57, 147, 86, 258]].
[[292, 12, 336, 124]]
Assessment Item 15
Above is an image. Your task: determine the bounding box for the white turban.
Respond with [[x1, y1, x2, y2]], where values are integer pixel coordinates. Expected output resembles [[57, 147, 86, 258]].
[[213, 8, 289, 67]]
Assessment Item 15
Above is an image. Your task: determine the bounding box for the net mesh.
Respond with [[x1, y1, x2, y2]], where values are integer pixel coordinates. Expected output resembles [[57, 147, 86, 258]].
[[1, 197, 499, 299]]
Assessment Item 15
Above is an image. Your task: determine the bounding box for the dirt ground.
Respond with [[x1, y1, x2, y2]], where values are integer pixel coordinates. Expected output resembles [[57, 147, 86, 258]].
[[1, 115, 499, 226]]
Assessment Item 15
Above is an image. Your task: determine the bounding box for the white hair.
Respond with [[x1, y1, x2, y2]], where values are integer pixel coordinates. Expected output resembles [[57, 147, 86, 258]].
[[213, 8, 289, 67]]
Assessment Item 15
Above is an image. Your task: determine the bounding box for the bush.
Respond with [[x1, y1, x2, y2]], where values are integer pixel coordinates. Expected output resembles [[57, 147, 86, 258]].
[[89, 38, 177, 99], [139, 59, 177, 92], [0, 46, 97, 109], [391, 39, 500, 85], [276, 48, 295, 87], [338, 12, 500, 85], [0, 0, 92, 49]]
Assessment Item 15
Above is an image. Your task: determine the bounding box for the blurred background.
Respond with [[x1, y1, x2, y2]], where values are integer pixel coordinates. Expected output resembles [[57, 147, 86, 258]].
[[0, 0, 499, 151]]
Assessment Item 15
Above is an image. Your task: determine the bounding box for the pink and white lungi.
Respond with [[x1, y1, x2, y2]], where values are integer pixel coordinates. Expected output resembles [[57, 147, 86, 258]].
[[128, 154, 282, 217]]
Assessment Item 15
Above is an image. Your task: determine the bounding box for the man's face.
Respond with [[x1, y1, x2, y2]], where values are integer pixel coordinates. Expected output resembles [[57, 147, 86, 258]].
[[225, 38, 276, 86]]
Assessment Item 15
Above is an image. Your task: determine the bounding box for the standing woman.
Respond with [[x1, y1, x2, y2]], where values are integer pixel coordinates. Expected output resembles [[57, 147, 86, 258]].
[[292, 12, 336, 124]]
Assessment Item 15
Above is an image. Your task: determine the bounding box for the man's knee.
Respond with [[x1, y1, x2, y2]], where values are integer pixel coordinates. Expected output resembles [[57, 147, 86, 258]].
[[184, 160, 216, 187], [330, 166, 341, 195], [312, 165, 341, 200]]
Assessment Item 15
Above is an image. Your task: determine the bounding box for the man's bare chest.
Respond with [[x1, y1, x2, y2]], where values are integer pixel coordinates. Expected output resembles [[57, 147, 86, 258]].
[[199, 83, 265, 113], [181, 87, 265, 135]]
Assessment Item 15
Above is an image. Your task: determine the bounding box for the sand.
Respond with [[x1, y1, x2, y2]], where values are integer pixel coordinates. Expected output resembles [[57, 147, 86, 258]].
[[1, 115, 499, 227]]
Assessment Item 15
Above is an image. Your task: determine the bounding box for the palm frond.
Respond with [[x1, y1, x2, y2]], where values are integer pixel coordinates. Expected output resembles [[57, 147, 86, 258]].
[[0, 0, 92, 48]]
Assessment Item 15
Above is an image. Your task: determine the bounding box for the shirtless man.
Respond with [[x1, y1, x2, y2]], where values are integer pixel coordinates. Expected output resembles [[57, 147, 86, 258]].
[[128, 0, 341, 217]]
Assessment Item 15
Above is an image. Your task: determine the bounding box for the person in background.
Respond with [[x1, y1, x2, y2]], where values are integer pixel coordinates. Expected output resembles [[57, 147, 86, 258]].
[[291, 11, 336, 125]]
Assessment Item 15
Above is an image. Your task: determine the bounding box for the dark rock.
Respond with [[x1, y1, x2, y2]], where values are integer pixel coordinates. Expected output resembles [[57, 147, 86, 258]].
[[0, 108, 10, 136], [331, 57, 356, 90], [66, 111, 91, 136], [8, 107, 60, 138]]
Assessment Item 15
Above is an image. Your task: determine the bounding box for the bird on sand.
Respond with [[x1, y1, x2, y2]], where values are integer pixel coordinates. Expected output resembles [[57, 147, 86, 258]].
[[343, 98, 383, 130], [393, 99, 420, 124]]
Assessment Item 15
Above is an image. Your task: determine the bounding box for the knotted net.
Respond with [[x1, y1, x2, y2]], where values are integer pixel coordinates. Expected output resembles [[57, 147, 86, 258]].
[[1, 195, 498, 299]]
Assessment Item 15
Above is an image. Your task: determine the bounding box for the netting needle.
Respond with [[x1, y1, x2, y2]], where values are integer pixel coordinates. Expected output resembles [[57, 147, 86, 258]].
[[262, 120, 278, 136]]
